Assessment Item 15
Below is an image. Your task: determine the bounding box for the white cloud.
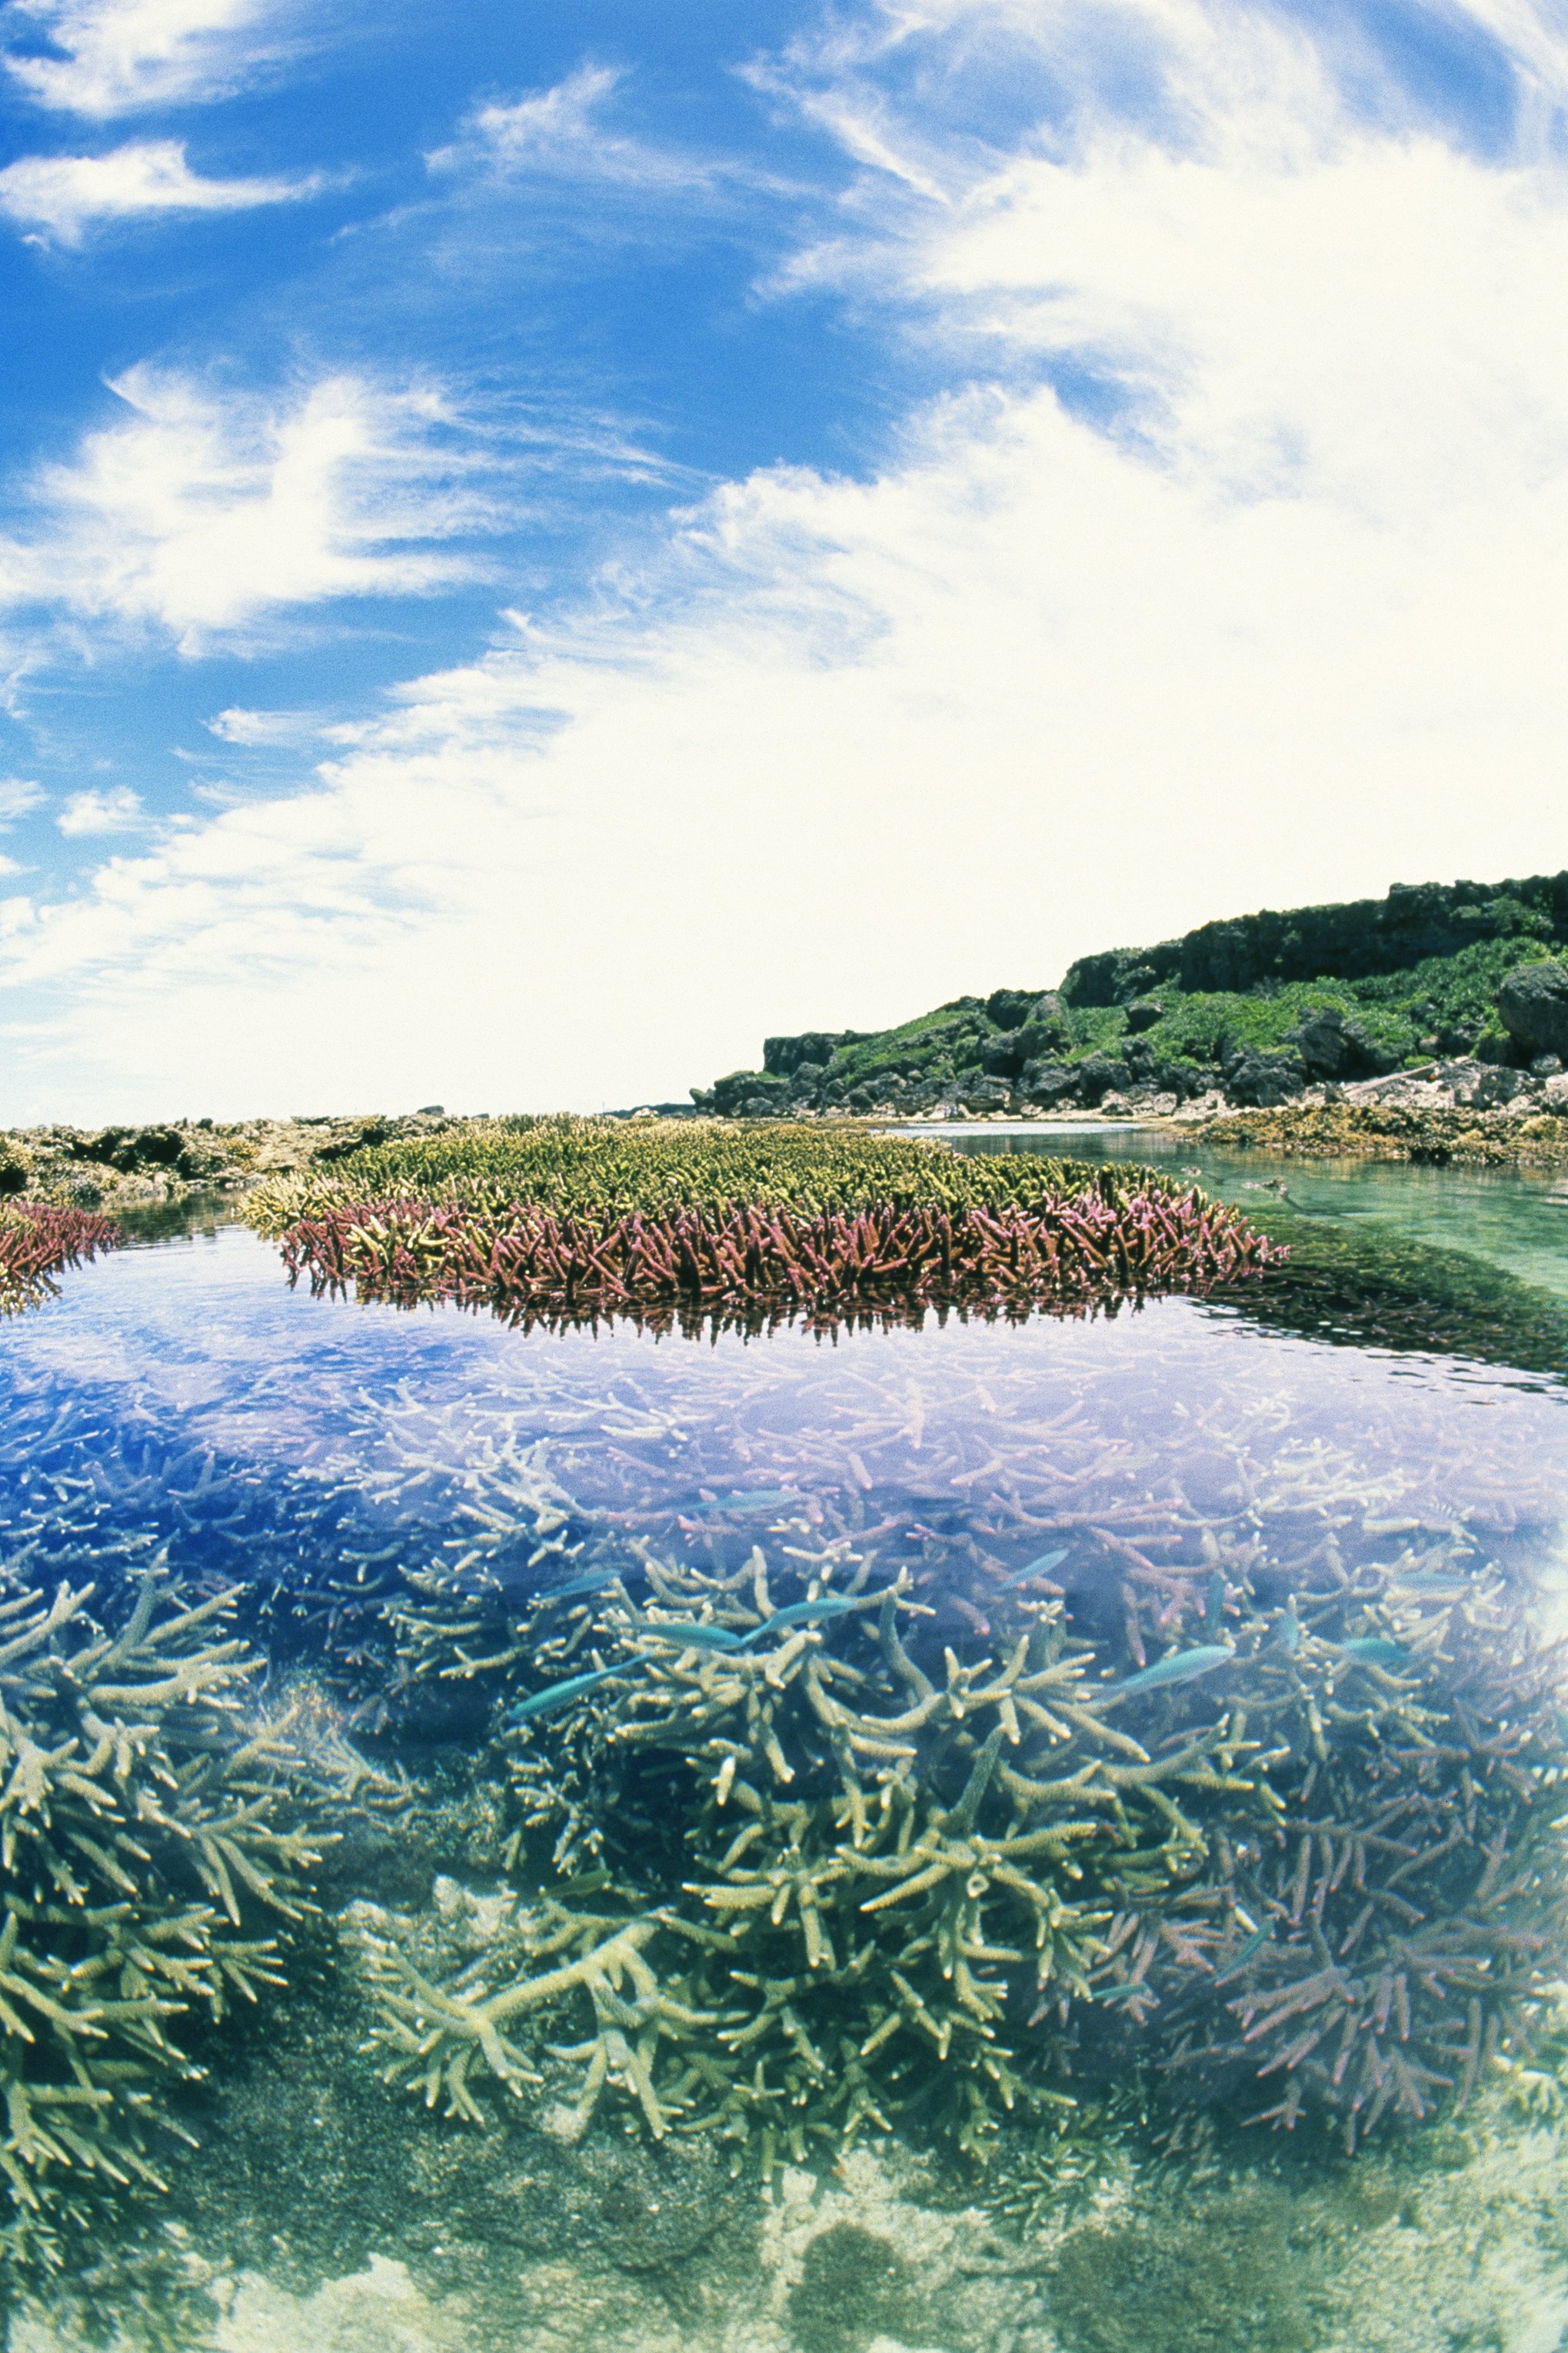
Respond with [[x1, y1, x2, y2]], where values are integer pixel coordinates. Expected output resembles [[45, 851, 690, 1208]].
[[2, 0, 1566, 1120], [56, 783, 141, 833], [431, 61, 782, 198], [0, 367, 500, 652], [0, 138, 323, 243], [205, 705, 320, 745], [5, 0, 293, 117], [0, 777, 43, 822], [0, 856, 22, 876]]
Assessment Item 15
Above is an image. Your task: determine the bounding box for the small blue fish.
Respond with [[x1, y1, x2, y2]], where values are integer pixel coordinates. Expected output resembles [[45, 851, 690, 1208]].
[[688, 1490, 803, 1518], [538, 1567, 621, 1607], [638, 1621, 745, 1651], [740, 1594, 867, 1641], [506, 1666, 621, 1723], [996, 1547, 1070, 1589], [1097, 1644, 1233, 1705], [1213, 1923, 1274, 1983], [1337, 1636, 1414, 1669]]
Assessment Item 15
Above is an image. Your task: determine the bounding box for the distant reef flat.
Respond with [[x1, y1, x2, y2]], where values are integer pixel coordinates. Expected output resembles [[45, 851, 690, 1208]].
[[690, 868, 1568, 1137], [0, 1111, 464, 1211]]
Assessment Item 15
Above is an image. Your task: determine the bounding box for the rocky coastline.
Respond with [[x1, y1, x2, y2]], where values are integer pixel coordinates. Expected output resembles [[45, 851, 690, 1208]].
[[0, 1108, 464, 1211], [684, 870, 1568, 1160]]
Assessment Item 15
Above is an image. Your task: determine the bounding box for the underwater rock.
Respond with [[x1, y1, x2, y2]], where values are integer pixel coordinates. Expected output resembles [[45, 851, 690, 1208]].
[[787, 2223, 919, 2353]]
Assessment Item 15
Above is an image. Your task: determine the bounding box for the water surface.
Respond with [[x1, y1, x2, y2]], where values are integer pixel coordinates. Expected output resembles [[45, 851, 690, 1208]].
[[5, 1178, 1568, 2353]]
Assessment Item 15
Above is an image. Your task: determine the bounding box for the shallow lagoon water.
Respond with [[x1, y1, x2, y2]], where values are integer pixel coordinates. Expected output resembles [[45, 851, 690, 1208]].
[[5, 1180, 1568, 2353], [909, 1118, 1568, 1300]]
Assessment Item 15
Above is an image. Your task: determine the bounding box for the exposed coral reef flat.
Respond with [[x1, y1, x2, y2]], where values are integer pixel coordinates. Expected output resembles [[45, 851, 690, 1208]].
[[0, 1112, 464, 1212], [242, 1117, 1279, 1328], [1193, 1099, 1568, 1166]]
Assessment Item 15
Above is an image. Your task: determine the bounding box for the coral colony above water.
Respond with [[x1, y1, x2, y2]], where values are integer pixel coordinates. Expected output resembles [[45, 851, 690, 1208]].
[[0, 1203, 118, 1315], [241, 1118, 1282, 1332], [0, 1111, 1566, 2348]]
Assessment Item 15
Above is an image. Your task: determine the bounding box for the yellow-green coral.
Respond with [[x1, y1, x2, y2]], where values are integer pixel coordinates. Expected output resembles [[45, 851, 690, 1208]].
[[365, 1523, 1568, 2175], [0, 1565, 319, 2215]]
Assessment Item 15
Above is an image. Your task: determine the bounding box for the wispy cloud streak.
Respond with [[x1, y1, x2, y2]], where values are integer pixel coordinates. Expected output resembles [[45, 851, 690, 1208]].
[[0, 368, 504, 652], [0, 138, 324, 242], [3, 0, 298, 115]]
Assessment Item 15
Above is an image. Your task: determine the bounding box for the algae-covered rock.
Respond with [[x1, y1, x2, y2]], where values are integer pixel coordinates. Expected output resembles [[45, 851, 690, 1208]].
[[786, 2223, 919, 2353]]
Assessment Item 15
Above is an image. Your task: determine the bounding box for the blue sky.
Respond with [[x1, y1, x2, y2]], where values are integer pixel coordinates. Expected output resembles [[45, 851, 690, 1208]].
[[0, 0, 1564, 1121]]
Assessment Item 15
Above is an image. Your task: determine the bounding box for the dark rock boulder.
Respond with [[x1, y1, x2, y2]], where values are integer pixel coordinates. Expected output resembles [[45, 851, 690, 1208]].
[[1154, 1059, 1216, 1102], [980, 1035, 1027, 1079], [957, 1076, 1012, 1112], [1222, 1048, 1306, 1106], [985, 988, 1050, 1032], [1013, 1006, 1067, 1065], [1018, 1061, 1080, 1106], [709, 1071, 789, 1115], [1496, 961, 1568, 1063], [761, 1030, 870, 1078], [1124, 998, 1165, 1034], [1074, 1054, 1131, 1106], [1286, 1005, 1399, 1082]]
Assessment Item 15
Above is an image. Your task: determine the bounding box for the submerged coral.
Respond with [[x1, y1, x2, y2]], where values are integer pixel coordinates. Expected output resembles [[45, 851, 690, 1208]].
[[362, 1477, 1568, 2175], [0, 1205, 118, 1315], [0, 1552, 333, 2341]]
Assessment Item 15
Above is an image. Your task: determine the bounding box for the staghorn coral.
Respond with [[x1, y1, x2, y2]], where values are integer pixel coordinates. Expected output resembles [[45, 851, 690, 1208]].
[[242, 1116, 1282, 1325], [0, 1560, 321, 2231], [361, 1475, 1568, 2176], [1120, 1564, 1568, 2148], [365, 1548, 1270, 2172], [0, 1203, 118, 1315]]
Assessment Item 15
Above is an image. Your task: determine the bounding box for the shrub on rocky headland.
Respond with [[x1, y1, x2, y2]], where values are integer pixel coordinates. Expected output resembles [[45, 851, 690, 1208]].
[[691, 870, 1568, 1122]]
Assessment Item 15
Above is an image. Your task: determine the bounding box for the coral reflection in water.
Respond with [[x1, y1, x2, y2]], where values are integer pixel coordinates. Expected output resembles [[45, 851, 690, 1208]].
[[0, 1228, 1563, 1663]]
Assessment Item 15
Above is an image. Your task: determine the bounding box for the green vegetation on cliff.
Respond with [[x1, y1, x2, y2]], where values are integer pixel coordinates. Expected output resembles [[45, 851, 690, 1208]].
[[693, 870, 1568, 1116]]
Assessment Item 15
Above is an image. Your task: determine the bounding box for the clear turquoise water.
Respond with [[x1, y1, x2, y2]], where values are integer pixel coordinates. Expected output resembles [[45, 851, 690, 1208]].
[[5, 1173, 1568, 2351], [904, 1118, 1568, 1299]]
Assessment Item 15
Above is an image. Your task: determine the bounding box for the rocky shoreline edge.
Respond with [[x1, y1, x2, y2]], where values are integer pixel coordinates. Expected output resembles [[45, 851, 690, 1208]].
[[5, 1075, 1568, 1216]]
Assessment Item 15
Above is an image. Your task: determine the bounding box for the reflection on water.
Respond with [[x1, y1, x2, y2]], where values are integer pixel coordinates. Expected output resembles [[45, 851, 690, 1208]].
[[2, 1212, 1568, 2351]]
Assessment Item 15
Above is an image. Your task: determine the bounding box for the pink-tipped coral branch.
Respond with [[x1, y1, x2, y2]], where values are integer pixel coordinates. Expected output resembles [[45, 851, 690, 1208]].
[[0, 1201, 120, 1311], [277, 1187, 1283, 1325]]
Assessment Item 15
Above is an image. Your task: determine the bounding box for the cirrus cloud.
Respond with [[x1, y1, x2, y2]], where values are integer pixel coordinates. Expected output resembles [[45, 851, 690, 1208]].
[[0, 366, 505, 653], [2, 0, 1566, 1122], [4, 0, 301, 117], [0, 138, 326, 243]]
